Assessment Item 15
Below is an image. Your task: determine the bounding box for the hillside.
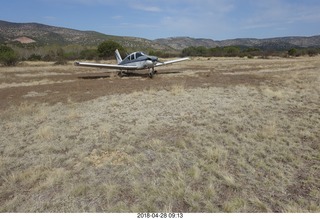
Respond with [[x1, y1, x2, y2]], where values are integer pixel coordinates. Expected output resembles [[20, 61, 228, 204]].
[[0, 20, 173, 52], [155, 36, 320, 50], [1, 20, 320, 51]]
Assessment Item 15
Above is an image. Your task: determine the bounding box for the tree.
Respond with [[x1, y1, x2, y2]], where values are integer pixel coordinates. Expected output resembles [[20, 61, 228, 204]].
[[0, 45, 19, 66], [182, 46, 209, 57], [97, 40, 125, 59], [224, 46, 241, 57], [54, 48, 67, 65], [288, 48, 298, 56]]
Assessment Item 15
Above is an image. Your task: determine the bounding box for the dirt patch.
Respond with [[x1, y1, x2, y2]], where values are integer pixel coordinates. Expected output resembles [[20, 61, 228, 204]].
[[13, 36, 36, 44], [0, 58, 279, 110]]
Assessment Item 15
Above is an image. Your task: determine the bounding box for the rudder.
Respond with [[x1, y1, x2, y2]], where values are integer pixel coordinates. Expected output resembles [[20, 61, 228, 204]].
[[115, 49, 122, 64]]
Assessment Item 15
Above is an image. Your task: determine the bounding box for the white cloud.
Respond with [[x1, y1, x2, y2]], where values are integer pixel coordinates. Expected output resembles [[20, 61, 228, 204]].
[[112, 15, 123, 20], [131, 4, 162, 12], [43, 16, 56, 20]]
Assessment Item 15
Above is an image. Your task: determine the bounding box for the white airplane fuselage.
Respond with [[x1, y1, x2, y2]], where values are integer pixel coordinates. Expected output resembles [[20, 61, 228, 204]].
[[75, 49, 190, 78], [119, 52, 158, 69]]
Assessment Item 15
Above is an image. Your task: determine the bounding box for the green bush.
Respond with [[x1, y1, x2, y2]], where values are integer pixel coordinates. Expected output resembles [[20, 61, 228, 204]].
[[0, 45, 19, 66], [97, 40, 125, 59], [288, 48, 298, 56], [80, 49, 99, 60], [28, 54, 42, 61]]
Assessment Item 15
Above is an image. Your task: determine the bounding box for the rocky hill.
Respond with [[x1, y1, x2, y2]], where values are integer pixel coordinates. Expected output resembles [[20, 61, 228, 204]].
[[1, 20, 320, 51], [154, 37, 219, 50], [155, 36, 320, 50], [0, 20, 173, 51]]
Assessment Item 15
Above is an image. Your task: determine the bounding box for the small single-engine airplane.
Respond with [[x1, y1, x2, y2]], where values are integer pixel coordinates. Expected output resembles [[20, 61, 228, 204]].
[[75, 49, 190, 78]]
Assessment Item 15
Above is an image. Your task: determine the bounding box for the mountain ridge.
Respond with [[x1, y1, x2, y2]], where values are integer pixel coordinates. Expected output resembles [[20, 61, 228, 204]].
[[155, 35, 320, 50], [1, 20, 320, 51], [0, 20, 173, 51]]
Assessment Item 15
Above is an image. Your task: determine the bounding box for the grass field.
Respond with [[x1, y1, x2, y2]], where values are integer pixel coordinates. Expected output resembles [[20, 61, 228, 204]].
[[0, 57, 319, 212]]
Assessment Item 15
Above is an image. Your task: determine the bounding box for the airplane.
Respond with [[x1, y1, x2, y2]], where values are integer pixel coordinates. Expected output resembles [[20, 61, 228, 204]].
[[74, 49, 190, 78]]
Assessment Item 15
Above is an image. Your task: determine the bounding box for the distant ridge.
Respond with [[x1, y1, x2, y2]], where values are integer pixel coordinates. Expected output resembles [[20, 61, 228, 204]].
[[1, 20, 320, 51], [0, 20, 173, 51], [155, 36, 320, 50]]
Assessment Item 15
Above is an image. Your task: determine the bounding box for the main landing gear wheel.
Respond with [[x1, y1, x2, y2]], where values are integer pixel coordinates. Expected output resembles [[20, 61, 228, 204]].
[[148, 68, 157, 78], [118, 71, 126, 77]]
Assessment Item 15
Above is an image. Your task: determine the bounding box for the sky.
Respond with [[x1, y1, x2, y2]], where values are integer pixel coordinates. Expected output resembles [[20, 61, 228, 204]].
[[1, 0, 320, 40]]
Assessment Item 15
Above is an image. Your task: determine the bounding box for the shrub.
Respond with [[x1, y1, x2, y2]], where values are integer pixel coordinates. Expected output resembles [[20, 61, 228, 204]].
[[54, 48, 68, 65], [307, 48, 318, 57], [28, 54, 42, 61], [0, 45, 19, 66], [288, 48, 298, 56]]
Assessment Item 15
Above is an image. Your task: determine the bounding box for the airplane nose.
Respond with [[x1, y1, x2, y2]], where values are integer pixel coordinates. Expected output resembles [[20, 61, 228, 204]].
[[145, 60, 154, 68]]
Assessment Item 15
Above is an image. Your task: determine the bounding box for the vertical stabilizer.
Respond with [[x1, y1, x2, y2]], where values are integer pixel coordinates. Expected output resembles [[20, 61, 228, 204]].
[[115, 49, 122, 64]]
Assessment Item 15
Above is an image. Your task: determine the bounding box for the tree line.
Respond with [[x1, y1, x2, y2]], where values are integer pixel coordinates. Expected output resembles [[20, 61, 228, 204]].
[[1, 40, 320, 66], [0, 40, 124, 66], [181, 46, 320, 58]]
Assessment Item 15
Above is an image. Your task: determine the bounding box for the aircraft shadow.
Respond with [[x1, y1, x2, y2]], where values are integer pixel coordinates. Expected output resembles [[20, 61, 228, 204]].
[[121, 71, 182, 78], [157, 71, 181, 75], [78, 70, 182, 80], [78, 75, 111, 80]]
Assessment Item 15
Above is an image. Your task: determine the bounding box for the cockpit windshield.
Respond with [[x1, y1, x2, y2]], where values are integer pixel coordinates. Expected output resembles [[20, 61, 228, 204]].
[[135, 52, 144, 59], [126, 52, 146, 61]]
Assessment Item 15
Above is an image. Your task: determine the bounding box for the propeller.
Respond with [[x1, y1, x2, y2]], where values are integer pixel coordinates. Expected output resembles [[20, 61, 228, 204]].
[[147, 56, 165, 65]]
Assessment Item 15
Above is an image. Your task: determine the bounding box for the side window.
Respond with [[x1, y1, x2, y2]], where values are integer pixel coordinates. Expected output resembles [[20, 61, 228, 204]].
[[130, 54, 135, 60]]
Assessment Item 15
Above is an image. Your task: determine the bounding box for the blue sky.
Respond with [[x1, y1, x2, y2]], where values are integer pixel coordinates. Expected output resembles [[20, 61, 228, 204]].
[[1, 0, 320, 40]]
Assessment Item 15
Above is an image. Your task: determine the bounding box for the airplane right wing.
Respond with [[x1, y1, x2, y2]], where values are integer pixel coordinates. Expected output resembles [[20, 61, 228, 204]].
[[74, 61, 139, 70], [155, 57, 190, 67]]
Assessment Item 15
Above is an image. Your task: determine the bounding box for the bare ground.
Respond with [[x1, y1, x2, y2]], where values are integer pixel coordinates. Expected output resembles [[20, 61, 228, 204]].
[[0, 57, 278, 109], [0, 57, 319, 212]]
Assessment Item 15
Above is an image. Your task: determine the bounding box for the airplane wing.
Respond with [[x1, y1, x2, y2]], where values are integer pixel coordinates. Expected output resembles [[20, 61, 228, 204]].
[[155, 57, 190, 67], [74, 62, 139, 70]]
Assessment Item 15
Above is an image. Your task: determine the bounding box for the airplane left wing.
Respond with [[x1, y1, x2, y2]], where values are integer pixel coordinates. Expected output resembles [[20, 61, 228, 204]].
[[155, 57, 190, 67], [74, 62, 138, 70]]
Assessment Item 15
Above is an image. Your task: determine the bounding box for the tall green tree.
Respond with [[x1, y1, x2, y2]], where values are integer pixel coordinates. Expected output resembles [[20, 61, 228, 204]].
[[97, 40, 125, 59]]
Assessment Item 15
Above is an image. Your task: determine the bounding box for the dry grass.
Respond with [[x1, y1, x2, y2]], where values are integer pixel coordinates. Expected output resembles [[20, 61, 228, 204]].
[[0, 57, 319, 212]]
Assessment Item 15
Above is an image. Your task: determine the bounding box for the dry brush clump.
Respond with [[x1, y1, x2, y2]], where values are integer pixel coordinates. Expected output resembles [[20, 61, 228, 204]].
[[0, 57, 319, 212]]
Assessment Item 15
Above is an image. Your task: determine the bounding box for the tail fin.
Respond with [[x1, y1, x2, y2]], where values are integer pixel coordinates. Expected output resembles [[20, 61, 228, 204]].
[[115, 49, 122, 64]]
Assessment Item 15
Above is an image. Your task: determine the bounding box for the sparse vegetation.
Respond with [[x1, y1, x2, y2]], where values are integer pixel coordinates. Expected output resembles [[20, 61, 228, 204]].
[[27, 54, 42, 61], [182, 45, 320, 58], [0, 57, 319, 212], [79, 49, 99, 60], [0, 44, 19, 66], [287, 47, 320, 57], [54, 48, 68, 65]]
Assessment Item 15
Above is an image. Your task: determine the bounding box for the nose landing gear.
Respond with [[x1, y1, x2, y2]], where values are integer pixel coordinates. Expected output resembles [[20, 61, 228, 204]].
[[148, 67, 157, 78]]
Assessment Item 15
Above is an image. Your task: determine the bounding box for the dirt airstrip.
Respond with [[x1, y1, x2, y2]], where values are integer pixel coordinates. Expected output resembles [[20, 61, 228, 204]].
[[1, 57, 280, 110], [0, 56, 319, 212]]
